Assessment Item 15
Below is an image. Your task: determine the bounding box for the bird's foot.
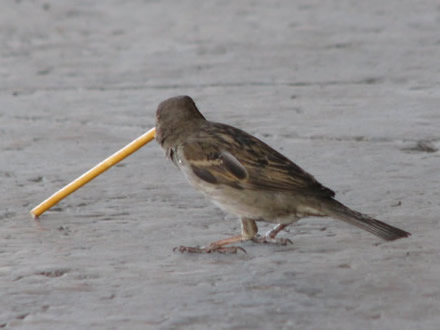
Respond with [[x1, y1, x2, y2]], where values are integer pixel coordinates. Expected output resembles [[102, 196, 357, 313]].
[[173, 245, 247, 254], [251, 234, 293, 246]]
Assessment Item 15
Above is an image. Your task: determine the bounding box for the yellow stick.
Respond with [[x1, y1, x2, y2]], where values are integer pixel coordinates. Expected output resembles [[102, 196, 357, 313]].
[[31, 127, 156, 219]]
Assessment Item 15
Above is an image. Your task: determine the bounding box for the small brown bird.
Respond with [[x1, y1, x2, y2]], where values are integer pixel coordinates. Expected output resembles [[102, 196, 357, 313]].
[[155, 96, 411, 253]]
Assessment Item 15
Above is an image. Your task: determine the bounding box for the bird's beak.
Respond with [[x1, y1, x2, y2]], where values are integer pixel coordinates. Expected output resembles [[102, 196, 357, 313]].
[[30, 127, 157, 218]]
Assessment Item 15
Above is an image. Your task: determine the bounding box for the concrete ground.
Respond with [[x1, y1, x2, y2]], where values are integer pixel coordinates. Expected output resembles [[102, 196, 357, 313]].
[[1, 0, 440, 329]]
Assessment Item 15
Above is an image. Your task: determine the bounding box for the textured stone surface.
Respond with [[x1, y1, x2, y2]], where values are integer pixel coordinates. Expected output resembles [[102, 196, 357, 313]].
[[1, 1, 439, 329]]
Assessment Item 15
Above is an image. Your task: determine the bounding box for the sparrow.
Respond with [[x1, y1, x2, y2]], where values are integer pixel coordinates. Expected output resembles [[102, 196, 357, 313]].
[[155, 95, 411, 253]]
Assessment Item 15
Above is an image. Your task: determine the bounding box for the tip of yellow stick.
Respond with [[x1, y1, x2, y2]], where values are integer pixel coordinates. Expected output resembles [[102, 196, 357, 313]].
[[30, 210, 39, 219]]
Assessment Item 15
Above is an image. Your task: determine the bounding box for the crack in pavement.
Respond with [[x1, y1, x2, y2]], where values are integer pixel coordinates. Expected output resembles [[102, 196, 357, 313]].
[[0, 77, 385, 94]]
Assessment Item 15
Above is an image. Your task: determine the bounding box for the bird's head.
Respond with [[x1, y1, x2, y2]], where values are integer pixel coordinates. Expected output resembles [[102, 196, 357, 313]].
[[155, 96, 206, 148]]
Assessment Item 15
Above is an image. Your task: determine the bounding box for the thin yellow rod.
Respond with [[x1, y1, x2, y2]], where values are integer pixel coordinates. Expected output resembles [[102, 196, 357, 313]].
[[31, 127, 156, 219]]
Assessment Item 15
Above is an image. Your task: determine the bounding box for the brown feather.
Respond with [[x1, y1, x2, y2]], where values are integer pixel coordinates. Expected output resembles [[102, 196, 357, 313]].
[[183, 122, 335, 198]]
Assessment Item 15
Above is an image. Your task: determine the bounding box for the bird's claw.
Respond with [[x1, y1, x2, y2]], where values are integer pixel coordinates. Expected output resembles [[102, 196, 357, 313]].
[[173, 245, 247, 254], [252, 235, 293, 246]]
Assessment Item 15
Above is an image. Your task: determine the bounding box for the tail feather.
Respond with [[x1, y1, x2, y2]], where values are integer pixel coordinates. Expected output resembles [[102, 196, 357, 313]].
[[322, 199, 411, 241]]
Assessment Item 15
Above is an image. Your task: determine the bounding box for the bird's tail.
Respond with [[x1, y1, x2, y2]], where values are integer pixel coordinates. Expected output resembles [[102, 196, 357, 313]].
[[321, 199, 411, 241]]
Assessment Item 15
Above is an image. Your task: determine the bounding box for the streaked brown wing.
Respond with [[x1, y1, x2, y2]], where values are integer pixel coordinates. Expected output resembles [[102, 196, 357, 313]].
[[182, 143, 249, 189], [182, 122, 335, 198]]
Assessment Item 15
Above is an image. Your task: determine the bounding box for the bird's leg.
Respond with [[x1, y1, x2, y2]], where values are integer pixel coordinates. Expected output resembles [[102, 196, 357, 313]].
[[174, 218, 258, 254], [266, 224, 288, 239], [252, 224, 293, 245]]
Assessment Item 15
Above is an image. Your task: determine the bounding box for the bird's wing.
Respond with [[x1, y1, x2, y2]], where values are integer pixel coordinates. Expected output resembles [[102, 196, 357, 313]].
[[182, 142, 249, 189], [181, 123, 335, 198]]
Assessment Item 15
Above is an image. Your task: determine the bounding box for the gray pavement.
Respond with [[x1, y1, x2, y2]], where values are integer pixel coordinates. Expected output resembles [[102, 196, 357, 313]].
[[1, 1, 440, 329]]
